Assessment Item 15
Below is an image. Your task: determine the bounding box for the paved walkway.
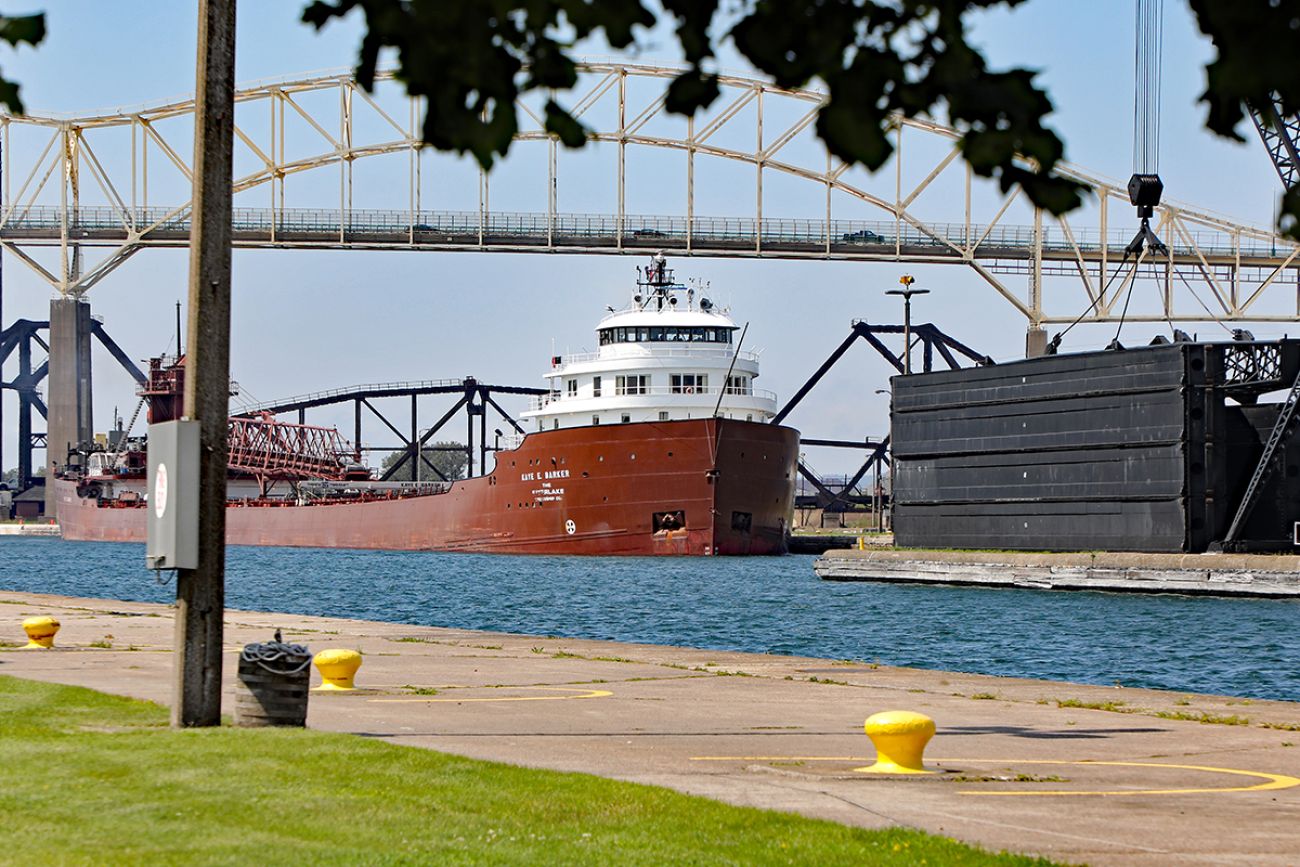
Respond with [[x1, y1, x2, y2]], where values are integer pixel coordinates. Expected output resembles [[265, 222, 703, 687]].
[[3, 590, 1299, 865]]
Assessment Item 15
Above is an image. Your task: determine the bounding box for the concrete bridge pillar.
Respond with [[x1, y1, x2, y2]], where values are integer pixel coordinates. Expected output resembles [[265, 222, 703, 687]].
[[45, 297, 93, 518], [1025, 326, 1048, 358]]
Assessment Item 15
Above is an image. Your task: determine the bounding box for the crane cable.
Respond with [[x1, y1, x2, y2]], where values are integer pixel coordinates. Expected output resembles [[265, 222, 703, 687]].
[[1133, 0, 1164, 177], [1113, 0, 1165, 347]]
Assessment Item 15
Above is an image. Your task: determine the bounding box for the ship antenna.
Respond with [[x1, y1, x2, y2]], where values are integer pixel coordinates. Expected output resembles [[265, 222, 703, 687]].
[[175, 300, 183, 357], [712, 321, 750, 419]]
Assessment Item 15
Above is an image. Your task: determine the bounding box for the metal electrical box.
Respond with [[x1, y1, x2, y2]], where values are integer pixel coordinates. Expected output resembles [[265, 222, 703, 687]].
[[146, 420, 200, 570]]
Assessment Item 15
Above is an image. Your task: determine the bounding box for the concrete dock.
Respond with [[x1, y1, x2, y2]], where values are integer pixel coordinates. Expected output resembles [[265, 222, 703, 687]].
[[3, 589, 1299, 865], [816, 548, 1300, 597], [0, 523, 62, 537]]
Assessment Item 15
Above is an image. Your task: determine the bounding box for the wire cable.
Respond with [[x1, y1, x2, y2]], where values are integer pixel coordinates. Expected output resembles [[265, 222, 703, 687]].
[[1133, 0, 1165, 175], [1055, 253, 1137, 343], [1172, 267, 1237, 336]]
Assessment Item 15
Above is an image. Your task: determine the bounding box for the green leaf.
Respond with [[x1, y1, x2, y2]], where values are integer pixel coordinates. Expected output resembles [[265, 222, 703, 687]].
[[817, 99, 892, 171], [1007, 167, 1087, 216], [665, 69, 719, 117], [1190, 0, 1300, 141], [659, 0, 718, 65], [0, 73, 23, 115], [544, 100, 587, 148], [0, 13, 45, 49], [1280, 185, 1300, 242]]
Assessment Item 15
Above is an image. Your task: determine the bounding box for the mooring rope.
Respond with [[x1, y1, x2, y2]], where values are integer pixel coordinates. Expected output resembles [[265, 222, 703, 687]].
[[240, 636, 312, 675]]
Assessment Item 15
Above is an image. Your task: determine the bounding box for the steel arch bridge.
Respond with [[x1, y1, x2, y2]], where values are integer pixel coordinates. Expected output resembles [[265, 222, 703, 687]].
[[2, 62, 1297, 326]]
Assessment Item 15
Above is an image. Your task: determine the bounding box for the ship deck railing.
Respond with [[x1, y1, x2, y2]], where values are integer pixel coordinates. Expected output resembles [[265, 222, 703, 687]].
[[526, 385, 777, 412]]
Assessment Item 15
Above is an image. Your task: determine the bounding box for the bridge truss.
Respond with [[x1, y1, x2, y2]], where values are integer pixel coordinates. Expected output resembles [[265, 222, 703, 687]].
[[0, 63, 1296, 326]]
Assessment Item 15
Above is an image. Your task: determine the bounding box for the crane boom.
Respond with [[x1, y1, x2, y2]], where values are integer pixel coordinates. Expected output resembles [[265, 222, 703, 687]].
[[1250, 94, 1300, 191]]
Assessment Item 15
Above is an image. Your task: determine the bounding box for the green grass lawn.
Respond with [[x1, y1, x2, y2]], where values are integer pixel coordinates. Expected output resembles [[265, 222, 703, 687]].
[[0, 676, 1057, 866]]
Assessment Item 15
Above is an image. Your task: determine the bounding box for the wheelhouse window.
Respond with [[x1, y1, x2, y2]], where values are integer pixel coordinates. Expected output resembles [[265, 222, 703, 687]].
[[598, 326, 734, 345], [670, 374, 708, 394], [725, 375, 751, 395], [616, 375, 649, 395]]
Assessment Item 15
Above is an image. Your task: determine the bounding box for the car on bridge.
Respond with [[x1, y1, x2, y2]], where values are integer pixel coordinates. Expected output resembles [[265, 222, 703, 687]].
[[841, 229, 888, 244]]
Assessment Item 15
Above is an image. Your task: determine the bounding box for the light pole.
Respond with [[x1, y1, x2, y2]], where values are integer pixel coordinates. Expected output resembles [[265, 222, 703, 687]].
[[886, 276, 930, 375]]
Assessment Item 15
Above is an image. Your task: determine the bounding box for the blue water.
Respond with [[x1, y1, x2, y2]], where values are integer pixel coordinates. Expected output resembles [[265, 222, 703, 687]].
[[3, 538, 1298, 701]]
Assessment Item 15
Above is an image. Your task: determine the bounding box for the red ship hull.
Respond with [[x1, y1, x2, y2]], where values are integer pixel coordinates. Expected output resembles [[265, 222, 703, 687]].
[[56, 418, 799, 555]]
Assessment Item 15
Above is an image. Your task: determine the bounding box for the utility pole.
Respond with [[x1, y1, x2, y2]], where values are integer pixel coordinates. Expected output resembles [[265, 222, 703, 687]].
[[173, 0, 236, 728], [886, 276, 930, 375]]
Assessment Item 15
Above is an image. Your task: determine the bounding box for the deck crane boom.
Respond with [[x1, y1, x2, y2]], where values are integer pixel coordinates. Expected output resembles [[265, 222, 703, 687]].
[[1250, 95, 1300, 190]]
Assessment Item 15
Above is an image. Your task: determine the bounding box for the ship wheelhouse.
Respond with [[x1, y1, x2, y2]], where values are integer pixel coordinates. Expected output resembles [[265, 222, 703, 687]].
[[520, 254, 778, 431]]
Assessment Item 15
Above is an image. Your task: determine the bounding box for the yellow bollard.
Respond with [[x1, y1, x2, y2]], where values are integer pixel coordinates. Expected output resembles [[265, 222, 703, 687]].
[[312, 648, 362, 691], [21, 615, 60, 649], [857, 710, 936, 774]]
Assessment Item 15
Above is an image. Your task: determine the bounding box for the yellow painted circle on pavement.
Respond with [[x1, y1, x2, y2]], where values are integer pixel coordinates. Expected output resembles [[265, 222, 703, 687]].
[[687, 755, 1300, 797], [370, 685, 612, 704], [948, 758, 1300, 797]]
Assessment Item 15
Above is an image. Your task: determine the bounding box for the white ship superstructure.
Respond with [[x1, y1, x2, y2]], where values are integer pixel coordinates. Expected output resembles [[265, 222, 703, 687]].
[[522, 254, 778, 431]]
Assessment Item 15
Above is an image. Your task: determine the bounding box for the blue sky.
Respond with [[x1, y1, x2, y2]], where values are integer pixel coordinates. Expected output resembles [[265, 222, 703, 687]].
[[0, 1, 1286, 475]]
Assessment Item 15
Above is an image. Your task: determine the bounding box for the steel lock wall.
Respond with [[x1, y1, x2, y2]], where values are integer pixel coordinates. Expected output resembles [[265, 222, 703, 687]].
[[891, 345, 1201, 552]]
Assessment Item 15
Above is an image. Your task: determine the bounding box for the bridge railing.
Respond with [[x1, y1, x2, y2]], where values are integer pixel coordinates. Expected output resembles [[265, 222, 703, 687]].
[[1, 204, 1288, 260]]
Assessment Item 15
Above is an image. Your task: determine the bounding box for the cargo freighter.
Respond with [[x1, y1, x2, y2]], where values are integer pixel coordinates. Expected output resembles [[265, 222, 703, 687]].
[[55, 256, 800, 555]]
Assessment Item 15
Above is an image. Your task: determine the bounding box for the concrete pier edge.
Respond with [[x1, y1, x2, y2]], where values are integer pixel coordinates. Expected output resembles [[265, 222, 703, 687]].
[[815, 548, 1300, 597]]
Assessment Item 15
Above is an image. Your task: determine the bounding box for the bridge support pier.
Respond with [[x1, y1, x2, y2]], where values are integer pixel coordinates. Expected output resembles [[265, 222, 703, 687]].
[[45, 297, 93, 518], [1025, 326, 1048, 358]]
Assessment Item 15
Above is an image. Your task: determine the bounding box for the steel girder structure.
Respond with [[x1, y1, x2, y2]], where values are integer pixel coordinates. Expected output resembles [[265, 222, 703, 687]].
[[1251, 95, 1300, 191], [1, 63, 1298, 325], [773, 320, 988, 512], [0, 317, 143, 489], [235, 376, 546, 482], [0, 318, 47, 489]]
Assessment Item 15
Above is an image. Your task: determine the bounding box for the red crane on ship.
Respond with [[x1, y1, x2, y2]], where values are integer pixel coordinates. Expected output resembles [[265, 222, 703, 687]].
[[141, 355, 355, 491]]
